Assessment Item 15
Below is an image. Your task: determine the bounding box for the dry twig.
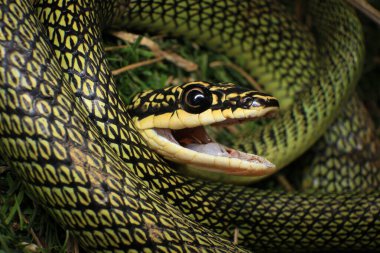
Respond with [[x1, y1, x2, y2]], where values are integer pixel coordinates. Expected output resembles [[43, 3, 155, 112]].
[[276, 174, 295, 192], [110, 31, 198, 72], [209, 61, 263, 91], [111, 56, 164, 76], [347, 0, 380, 26]]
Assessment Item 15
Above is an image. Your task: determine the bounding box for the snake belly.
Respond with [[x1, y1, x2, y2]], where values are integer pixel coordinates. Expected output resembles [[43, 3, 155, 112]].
[[0, 0, 379, 253]]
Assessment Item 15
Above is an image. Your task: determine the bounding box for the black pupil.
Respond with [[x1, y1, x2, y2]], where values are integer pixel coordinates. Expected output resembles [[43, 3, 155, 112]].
[[182, 86, 212, 114], [188, 90, 205, 107]]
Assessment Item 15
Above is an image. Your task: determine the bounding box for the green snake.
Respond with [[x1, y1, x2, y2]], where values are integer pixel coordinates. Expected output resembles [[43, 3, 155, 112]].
[[1, 0, 380, 252], [127, 81, 280, 176]]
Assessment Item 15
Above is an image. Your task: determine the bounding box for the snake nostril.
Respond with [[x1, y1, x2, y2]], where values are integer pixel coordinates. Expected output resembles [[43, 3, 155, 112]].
[[241, 97, 254, 108], [251, 98, 264, 107], [241, 97, 266, 108], [242, 96, 279, 108]]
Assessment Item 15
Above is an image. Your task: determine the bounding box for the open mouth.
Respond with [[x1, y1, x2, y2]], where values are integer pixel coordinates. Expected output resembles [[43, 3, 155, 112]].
[[143, 109, 278, 176], [127, 81, 280, 177]]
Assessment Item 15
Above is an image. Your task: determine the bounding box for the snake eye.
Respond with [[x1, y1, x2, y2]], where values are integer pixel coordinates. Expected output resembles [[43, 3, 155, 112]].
[[181, 85, 212, 114]]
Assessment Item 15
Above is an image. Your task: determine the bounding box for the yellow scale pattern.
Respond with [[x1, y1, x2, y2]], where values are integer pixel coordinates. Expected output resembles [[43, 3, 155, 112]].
[[0, 0, 380, 252], [0, 0, 246, 252]]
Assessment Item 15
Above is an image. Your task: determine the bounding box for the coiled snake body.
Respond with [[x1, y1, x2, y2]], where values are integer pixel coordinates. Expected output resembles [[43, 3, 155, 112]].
[[0, 0, 380, 252]]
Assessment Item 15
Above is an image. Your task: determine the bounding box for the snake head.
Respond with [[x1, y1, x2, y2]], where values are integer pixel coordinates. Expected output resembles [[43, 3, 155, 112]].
[[127, 81, 279, 179]]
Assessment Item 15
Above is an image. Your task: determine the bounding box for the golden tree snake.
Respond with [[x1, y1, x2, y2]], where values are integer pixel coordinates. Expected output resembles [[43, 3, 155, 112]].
[[0, 0, 380, 252]]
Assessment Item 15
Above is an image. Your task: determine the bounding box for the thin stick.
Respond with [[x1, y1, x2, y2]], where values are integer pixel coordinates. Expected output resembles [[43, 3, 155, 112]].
[[209, 61, 264, 91], [276, 174, 295, 192], [295, 0, 304, 21], [111, 31, 198, 72], [104, 45, 130, 51], [29, 228, 44, 248], [233, 227, 239, 245], [112, 57, 164, 76], [347, 0, 380, 26], [73, 238, 80, 253]]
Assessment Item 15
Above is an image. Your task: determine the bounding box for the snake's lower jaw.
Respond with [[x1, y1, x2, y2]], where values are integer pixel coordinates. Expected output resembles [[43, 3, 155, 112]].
[[139, 125, 276, 177], [135, 105, 279, 177]]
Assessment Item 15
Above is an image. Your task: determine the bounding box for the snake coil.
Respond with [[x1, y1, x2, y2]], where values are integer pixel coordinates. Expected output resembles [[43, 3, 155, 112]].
[[0, 0, 379, 252]]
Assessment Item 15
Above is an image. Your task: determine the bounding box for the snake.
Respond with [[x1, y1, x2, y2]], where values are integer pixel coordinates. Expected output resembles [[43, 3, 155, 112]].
[[127, 81, 280, 176], [1, 0, 380, 252]]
